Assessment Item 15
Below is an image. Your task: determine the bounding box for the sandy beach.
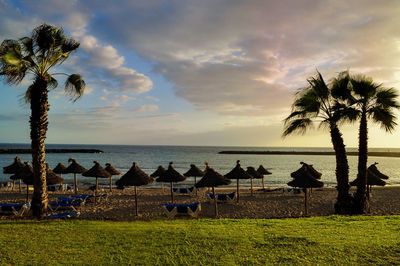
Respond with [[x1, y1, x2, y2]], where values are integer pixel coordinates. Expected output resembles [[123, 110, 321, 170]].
[[1, 186, 399, 220]]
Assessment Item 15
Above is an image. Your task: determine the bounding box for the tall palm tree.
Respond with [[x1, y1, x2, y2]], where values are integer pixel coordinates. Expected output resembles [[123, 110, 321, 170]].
[[0, 24, 85, 218], [283, 71, 354, 214], [334, 73, 399, 214]]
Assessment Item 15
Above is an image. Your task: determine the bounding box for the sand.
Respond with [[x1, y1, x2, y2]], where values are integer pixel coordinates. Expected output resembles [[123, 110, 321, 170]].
[[0, 186, 399, 220]]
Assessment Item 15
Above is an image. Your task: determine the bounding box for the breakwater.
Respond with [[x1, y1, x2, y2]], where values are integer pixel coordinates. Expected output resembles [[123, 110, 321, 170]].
[[0, 149, 103, 154], [219, 151, 400, 158]]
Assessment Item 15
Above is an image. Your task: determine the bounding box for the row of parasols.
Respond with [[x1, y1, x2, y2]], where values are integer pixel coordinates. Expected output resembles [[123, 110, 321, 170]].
[[2, 157, 389, 216]]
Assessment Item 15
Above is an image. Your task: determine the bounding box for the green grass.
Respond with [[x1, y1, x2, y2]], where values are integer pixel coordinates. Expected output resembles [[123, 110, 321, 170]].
[[0, 216, 399, 265]]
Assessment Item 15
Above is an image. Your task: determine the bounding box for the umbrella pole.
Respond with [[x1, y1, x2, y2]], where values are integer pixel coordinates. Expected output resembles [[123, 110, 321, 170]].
[[135, 186, 138, 216], [262, 177, 265, 190], [194, 176, 197, 195], [237, 179, 240, 203], [162, 183, 164, 192], [250, 177, 253, 196], [170, 182, 174, 203], [110, 177, 113, 192], [26, 185, 29, 202], [74, 173, 78, 194], [213, 186, 218, 218], [19, 179, 22, 193], [12, 180, 15, 191], [95, 177, 98, 203], [304, 188, 309, 216]]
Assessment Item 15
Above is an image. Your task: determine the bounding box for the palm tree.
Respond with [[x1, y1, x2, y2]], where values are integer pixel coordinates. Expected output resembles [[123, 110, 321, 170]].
[[0, 24, 85, 218], [283, 71, 354, 214], [334, 73, 399, 214]]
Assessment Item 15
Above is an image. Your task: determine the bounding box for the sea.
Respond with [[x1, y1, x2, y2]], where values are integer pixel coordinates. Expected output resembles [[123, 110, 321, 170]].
[[1, 144, 399, 188]]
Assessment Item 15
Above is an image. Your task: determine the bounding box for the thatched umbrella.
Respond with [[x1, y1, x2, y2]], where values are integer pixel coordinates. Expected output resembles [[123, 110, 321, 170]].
[[184, 164, 205, 195], [350, 163, 387, 198], [105, 163, 121, 192], [246, 166, 263, 196], [151, 165, 166, 192], [3, 156, 25, 191], [116, 162, 153, 216], [195, 162, 231, 217], [156, 162, 186, 203], [257, 165, 272, 190], [64, 158, 87, 194], [82, 161, 111, 195], [53, 162, 67, 178], [46, 163, 64, 185], [288, 162, 324, 215], [19, 162, 34, 202], [225, 160, 252, 203]]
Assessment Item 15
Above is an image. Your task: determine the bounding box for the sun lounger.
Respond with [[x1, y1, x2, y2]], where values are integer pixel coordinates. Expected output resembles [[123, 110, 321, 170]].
[[172, 187, 196, 195], [206, 192, 236, 203], [48, 201, 83, 212], [47, 184, 73, 192], [256, 188, 282, 192], [0, 202, 30, 216], [47, 211, 80, 219], [163, 202, 201, 218]]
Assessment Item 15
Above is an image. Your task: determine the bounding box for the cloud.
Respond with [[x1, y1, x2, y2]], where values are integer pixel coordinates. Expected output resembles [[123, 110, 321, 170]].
[[133, 104, 159, 112], [84, 0, 400, 118]]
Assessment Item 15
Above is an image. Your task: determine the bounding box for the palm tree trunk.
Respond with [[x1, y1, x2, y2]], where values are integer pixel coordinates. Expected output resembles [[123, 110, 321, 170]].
[[330, 123, 352, 214], [30, 77, 49, 218], [354, 108, 369, 214]]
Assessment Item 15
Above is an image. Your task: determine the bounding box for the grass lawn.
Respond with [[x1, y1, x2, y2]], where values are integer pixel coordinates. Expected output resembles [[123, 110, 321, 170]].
[[0, 216, 399, 265]]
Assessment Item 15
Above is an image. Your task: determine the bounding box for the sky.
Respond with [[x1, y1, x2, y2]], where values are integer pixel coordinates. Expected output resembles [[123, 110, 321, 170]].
[[0, 0, 400, 147]]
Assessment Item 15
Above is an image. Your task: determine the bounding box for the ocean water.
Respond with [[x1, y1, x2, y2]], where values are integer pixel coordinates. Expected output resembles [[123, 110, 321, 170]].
[[1, 144, 399, 188]]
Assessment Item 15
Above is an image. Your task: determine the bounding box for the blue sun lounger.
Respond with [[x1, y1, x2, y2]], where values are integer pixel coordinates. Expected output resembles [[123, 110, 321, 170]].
[[207, 192, 236, 203], [0, 202, 30, 216], [172, 187, 195, 195], [47, 211, 80, 219], [163, 202, 201, 218], [48, 201, 83, 212]]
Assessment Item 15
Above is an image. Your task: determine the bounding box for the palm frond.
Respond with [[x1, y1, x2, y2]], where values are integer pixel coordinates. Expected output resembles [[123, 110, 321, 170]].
[[350, 74, 380, 99], [61, 38, 80, 56], [65, 74, 85, 102], [331, 70, 353, 102], [368, 106, 397, 132], [282, 118, 313, 137], [19, 37, 34, 56], [307, 71, 329, 100], [375, 88, 400, 109], [46, 73, 58, 90]]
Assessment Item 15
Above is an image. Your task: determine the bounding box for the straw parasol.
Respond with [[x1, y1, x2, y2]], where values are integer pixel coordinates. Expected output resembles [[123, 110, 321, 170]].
[[246, 166, 263, 196], [46, 163, 64, 185], [288, 162, 324, 215], [350, 163, 387, 198], [150, 165, 166, 192], [64, 158, 87, 194], [195, 162, 231, 217], [116, 162, 153, 216], [225, 160, 252, 203], [183, 164, 205, 195], [53, 162, 67, 178], [19, 162, 34, 202], [105, 163, 121, 192], [257, 165, 272, 190], [368, 162, 389, 180], [3, 156, 25, 192], [156, 162, 186, 203], [82, 161, 111, 195]]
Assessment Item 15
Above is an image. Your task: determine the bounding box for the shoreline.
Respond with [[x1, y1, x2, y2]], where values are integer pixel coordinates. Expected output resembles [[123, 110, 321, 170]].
[[219, 150, 400, 158]]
